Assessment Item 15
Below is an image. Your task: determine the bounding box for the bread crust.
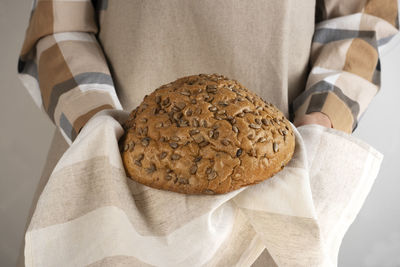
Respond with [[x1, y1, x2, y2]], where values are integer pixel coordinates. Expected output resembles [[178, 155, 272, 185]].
[[120, 73, 295, 194]]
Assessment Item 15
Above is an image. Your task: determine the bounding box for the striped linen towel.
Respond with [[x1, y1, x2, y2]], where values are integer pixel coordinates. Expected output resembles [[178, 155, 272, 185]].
[[24, 109, 383, 267]]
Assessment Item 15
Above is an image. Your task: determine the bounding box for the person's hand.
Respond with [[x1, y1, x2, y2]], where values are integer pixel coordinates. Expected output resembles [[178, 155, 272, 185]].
[[294, 112, 332, 129]]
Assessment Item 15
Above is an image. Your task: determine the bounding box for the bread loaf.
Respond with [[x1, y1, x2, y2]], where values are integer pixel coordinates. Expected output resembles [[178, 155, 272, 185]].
[[119, 73, 295, 194]]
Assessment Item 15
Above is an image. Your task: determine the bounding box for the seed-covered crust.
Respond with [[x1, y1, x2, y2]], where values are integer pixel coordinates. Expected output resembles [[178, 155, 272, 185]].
[[119, 73, 295, 195]]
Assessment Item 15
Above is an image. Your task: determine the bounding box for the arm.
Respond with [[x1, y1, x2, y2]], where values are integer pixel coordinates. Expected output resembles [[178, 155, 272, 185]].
[[292, 0, 399, 133], [17, 0, 122, 145]]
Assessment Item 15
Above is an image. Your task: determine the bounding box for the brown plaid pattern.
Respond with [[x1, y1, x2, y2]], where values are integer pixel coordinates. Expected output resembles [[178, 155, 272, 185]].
[[292, 0, 399, 133]]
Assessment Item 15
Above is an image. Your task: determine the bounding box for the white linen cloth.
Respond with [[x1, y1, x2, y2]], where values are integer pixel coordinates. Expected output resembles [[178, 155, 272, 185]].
[[24, 109, 383, 267]]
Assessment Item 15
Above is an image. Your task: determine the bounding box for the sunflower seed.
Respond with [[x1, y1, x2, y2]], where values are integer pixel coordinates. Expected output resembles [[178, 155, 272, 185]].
[[156, 122, 163, 128], [208, 106, 217, 112], [129, 142, 135, 152], [194, 156, 202, 162], [171, 136, 180, 142], [180, 91, 191, 96], [232, 125, 239, 133], [153, 106, 161, 114], [261, 118, 269, 126], [141, 137, 150, 147], [192, 118, 199, 127], [190, 165, 198, 174], [179, 119, 188, 126], [178, 177, 189, 184], [191, 99, 197, 104], [162, 97, 170, 106], [180, 120, 189, 127], [208, 130, 214, 138], [189, 129, 200, 136], [221, 138, 230, 146], [175, 102, 186, 110], [273, 142, 279, 153], [137, 153, 144, 161], [199, 140, 210, 147], [217, 110, 226, 115], [236, 148, 242, 157], [165, 174, 172, 180], [173, 112, 183, 121], [186, 109, 193, 116], [249, 123, 261, 129], [255, 118, 261, 125], [166, 168, 173, 173], [218, 101, 229, 107], [169, 142, 178, 149], [156, 95, 161, 104], [202, 120, 208, 128], [159, 151, 167, 159], [273, 118, 280, 125], [257, 137, 267, 143], [193, 134, 204, 143], [140, 118, 148, 123], [212, 130, 219, 139], [146, 163, 156, 174], [160, 136, 166, 142], [206, 85, 217, 93], [207, 169, 217, 180], [134, 160, 142, 167], [124, 143, 130, 151], [171, 153, 181, 160], [237, 112, 245, 118]]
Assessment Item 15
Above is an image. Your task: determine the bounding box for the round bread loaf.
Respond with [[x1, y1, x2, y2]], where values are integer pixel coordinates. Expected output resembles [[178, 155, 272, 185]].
[[119, 73, 295, 195]]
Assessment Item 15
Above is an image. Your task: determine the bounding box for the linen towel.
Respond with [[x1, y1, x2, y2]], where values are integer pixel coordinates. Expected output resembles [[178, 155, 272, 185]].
[[24, 109, 383, 267]]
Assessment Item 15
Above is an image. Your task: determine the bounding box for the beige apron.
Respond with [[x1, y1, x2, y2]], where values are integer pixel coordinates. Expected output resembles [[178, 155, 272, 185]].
[[99, 3, 315, 264], [99, 0, 315, 118], [17, 1, 316, 266]]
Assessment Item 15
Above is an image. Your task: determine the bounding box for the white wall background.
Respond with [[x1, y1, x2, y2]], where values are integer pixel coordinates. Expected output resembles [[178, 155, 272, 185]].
[[338, 33, 400, 267], [0, 1, 399, 266]]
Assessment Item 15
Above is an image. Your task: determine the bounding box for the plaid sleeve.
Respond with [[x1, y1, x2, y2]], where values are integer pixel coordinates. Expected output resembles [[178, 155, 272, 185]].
[[17, 0, 122, 145], [291, 0, 399, 133]]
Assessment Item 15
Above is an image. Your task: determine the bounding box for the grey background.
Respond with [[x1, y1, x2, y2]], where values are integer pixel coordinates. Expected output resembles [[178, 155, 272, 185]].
[[0, 1, 399, 266]]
